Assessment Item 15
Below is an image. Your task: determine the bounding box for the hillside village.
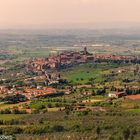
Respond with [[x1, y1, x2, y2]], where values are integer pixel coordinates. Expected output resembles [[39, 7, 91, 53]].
[[0, 47, 140, 103]]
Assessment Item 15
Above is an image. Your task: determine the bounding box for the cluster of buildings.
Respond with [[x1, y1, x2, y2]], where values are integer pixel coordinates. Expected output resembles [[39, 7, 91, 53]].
[[26, 47, 94, 73], [94, 54, 138, 61], [1, 47, 140, 101], [24, 72, 61, 86], [20, 87, 62, 99], [26, 47, 139, 76], [0, 86, 8, 95], [0, 85, 70, 100], [25, 47, 94, 87]]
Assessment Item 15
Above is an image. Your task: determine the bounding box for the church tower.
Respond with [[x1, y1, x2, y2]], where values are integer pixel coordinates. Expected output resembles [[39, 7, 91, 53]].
[[84, 47, 87, 55]]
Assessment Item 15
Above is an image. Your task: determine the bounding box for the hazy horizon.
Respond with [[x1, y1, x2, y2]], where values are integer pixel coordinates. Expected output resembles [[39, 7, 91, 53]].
[[0, 0, 140, 29]]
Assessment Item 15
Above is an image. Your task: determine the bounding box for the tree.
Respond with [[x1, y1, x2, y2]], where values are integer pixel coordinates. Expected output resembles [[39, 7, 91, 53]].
[[130, 128, 137, 140], [96, 126, 101, 137], [123, 128, 130, 140], [3, 94, 27, 104], [0, 109, 11, 114], [79, 88, 83, 94], [47, 103, 52, 108], [65, 104, 73, 115], [51, 125, 64, 132]]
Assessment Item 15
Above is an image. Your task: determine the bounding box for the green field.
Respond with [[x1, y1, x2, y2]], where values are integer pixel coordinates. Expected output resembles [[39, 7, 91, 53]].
[[127, 109, 140, 113], [0, 109, 139, 140], [62, 63, 127, 84], [0, 114, 28, 121]]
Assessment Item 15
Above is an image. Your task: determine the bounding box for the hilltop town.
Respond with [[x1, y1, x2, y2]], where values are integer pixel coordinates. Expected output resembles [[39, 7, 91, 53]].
[[1, 47, 140, 103]]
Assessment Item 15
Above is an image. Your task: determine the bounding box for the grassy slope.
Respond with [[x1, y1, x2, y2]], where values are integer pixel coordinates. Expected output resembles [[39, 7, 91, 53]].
[[62, 63, 127, 84]]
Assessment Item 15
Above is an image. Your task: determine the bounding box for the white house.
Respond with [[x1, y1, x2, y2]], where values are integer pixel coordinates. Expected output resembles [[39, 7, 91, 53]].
[[108, 91, 126, 98]]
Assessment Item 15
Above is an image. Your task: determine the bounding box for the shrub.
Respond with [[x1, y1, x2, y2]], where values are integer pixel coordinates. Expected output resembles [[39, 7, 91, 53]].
[[51, 125, 64, 132], [2, 127, 23, 135], [122, 128, 130, 140]]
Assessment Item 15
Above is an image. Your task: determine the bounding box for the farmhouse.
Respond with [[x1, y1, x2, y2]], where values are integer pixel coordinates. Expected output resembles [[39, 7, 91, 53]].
[[108, 91, 127, 98]]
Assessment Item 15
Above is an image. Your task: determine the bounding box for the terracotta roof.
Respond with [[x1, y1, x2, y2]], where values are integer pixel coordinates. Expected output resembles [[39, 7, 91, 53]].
[[110, 91, 126, 95], [25, 87, 56, 95], [115, 92, 126, 95]]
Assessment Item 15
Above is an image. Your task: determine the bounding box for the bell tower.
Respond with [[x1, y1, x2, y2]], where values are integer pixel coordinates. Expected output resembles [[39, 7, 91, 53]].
[[84, 47, 87, 55]]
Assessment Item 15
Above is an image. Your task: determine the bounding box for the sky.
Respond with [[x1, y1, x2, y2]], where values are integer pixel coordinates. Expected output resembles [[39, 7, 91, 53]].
[[0, 0, 140, 29]]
